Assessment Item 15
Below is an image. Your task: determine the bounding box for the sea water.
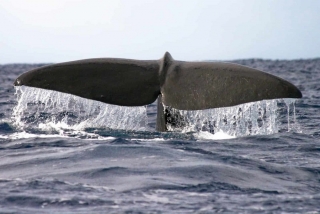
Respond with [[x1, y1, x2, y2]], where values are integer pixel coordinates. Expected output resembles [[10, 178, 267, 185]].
[[0, 59, 319, 213]]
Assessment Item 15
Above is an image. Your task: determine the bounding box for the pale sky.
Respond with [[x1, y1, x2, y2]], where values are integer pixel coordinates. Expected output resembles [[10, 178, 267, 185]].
[[1, 0, 319, 63]]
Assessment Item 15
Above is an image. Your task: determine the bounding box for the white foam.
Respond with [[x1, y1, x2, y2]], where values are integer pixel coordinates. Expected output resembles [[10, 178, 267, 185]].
[[194, 130, 235, 140], [0, 131, 64, 139], [0, 131, 117, 141]]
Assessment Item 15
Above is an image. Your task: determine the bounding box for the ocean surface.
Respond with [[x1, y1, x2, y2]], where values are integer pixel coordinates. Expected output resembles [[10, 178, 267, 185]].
[[0, 58, 319, 213]]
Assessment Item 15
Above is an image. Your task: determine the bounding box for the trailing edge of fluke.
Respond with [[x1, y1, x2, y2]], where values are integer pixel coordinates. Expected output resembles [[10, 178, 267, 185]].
[[14, 52, 302, 131]]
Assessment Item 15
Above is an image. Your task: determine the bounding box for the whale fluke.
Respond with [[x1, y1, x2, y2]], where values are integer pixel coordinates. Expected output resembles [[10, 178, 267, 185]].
[[160, 54, 302, 110], [14, 58, 160, 106], [14, 52, 302, 131]]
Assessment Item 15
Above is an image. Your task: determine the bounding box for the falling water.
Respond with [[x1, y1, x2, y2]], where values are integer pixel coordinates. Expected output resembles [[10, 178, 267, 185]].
[[283, 98, 300, 133], [12, 86, 299, 137], [164, 98, 299, 137], [12, 86, 148, 132]]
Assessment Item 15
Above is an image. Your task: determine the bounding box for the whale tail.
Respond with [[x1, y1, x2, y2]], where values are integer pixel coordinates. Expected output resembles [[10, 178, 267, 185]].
[[14, 52, 302, 131]]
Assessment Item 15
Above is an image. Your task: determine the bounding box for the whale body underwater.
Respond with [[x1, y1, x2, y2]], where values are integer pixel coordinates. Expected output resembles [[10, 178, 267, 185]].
[[14, 52, 302, 132]]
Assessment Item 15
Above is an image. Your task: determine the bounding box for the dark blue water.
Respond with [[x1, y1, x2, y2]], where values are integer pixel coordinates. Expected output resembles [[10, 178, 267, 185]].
[[0, 59, 319, 213]]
